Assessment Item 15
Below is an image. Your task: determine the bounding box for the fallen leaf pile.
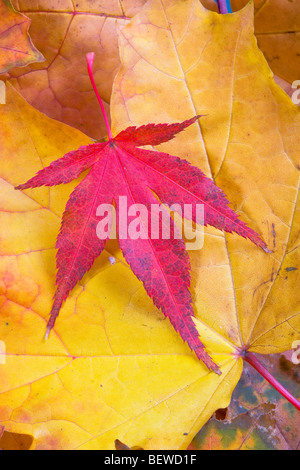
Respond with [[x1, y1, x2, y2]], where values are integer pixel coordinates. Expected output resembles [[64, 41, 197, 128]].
[[0, 0, 299, 450]]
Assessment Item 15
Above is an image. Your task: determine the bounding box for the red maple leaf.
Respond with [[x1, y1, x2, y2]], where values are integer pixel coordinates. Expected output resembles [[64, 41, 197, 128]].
[[16, 53, 270, 374]]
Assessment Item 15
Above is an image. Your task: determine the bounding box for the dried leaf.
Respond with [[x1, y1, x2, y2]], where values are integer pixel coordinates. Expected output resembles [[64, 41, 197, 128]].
[[0, 0, 299, 450]]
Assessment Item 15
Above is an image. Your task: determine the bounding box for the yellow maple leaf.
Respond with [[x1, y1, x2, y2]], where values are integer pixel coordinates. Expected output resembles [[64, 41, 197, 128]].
[[0, 83, 240, 450], [0, 0, 44, 73], [2, 0, 148, 139], [111, 0, 300, 356]]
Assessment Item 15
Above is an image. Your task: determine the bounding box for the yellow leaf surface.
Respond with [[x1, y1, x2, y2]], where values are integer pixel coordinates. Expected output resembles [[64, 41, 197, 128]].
[[0, 83, 242, 450], [1, 0, 147, 139], [111, 0, 300, 366], [0, 0, 44, 73], [202, 0, 300, 84]]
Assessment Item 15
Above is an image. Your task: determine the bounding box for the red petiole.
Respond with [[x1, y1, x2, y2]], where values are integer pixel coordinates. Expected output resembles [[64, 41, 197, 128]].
[[245, 351, 300, 411], [86, 52, 113, 141]]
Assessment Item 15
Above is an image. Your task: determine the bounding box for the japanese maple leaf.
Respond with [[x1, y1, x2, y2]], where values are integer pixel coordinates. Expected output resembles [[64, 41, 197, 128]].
[[16, 53, 270, 374]]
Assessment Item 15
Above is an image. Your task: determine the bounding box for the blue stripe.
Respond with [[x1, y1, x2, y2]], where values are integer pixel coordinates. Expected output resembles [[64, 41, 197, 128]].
[[225, 0, 233, 13], [213, 0, 233, 13]]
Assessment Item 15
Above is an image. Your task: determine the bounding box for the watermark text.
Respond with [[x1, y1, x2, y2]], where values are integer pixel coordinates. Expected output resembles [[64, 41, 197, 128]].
[[96, 198, 205, 250], [292, 80, 300, 105], [291, 340, 300, 365]]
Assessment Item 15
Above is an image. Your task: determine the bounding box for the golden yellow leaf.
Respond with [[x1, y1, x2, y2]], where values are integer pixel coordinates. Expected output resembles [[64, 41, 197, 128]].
[[0, 0, 44, 73], [111, 0, 300, 390], [192, 355, 300, 450], [0, 83, 241, 450], [201, 0, 300, 84], [0, 428, 34, 450]]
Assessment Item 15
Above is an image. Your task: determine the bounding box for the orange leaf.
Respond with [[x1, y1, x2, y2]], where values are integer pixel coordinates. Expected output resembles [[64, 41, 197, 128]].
[[2, 0, 147, 139], [202, 0, 300, 84]]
